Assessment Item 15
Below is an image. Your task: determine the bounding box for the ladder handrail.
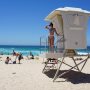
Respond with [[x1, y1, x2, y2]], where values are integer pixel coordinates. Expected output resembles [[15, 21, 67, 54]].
[[54, 35, 65, 52], [40, 34, 65, 53], [40, 36, 48, 54]]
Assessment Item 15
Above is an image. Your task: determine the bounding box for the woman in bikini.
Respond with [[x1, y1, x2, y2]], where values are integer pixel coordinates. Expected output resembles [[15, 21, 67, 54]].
[[45, 23, 58, 49]]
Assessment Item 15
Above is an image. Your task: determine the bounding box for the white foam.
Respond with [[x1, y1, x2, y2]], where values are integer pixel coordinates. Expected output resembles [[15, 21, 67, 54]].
[[77, 52, 88, 55]]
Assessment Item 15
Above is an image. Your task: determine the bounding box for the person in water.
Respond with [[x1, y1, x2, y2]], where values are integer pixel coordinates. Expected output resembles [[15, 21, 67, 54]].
[[12, 50, 16, 56]]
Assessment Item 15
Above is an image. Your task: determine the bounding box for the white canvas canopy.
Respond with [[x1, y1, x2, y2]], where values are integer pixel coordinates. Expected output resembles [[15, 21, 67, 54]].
[[45, 7, 90, 21]]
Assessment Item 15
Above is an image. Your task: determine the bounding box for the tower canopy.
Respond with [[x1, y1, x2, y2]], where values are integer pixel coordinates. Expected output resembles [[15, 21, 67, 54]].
[[45, 7, 90, 21]]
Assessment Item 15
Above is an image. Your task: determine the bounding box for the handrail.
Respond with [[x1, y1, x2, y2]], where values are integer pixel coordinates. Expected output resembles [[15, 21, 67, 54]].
[[54, 35, 64, 52], [40, 35, 65, 53], [40, 36, 48, 54]]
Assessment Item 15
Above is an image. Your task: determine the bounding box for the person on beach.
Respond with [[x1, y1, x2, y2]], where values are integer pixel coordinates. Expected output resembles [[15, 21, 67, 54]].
[[5, 57, 12, 64], [45, 22, 59, 51], [12, 51, 21, 64], [26, 52, 34, 60], [30, 52, 34, 59], [18, 53, 22, 64]]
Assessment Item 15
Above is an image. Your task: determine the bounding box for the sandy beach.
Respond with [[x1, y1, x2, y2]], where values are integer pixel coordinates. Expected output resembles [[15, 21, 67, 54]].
[[0, 55, 90, 90]]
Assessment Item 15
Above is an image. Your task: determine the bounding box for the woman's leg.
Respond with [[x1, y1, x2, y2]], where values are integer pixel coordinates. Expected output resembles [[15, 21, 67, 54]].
[[18, 60, 20, 64], [51, 37, 54, 48]]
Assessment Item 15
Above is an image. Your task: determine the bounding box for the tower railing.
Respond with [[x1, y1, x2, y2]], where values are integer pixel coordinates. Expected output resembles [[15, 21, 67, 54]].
[[40, 36, 48, 54], [40, 34, 65, 54]]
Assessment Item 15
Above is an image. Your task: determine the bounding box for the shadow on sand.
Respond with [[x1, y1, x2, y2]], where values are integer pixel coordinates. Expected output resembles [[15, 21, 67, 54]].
[[44, 69, 90, 84]]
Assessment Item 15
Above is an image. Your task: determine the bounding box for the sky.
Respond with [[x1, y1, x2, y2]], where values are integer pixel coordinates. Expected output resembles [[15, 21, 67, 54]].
[[0, 0, 90, 45]]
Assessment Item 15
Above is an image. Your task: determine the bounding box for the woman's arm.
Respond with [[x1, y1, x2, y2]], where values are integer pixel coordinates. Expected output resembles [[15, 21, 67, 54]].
[[45, 25, 50, 30], [54, 28, 59, 36]]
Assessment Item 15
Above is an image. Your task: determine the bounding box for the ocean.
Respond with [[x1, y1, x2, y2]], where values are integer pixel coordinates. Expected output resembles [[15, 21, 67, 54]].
[[0, 45, 43, 56], [0, 45, 90, 56]]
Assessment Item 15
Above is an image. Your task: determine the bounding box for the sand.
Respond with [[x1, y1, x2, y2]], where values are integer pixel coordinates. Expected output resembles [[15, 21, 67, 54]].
[[0, 55, 90, 90]]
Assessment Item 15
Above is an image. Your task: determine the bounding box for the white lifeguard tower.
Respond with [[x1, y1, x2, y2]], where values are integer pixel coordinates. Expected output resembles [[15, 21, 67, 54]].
[[41, 7, 90, 82], [41, 7, 90, 58]]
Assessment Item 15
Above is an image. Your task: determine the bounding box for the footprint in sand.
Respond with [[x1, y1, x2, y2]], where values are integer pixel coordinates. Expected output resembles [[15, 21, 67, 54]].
[[12, 72, 16, 74]]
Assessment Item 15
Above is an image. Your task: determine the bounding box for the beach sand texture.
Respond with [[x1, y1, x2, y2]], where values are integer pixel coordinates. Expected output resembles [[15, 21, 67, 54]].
[[0, 55, 90, 90]]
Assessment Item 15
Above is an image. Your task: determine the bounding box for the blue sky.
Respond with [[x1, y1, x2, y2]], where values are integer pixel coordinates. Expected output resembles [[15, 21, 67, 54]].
[[0, 0, 90, 45]]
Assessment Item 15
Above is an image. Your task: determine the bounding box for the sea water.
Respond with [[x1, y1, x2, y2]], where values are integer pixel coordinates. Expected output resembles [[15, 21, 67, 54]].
[[0, 45, 45, 56], [0, 45, 90, 56]]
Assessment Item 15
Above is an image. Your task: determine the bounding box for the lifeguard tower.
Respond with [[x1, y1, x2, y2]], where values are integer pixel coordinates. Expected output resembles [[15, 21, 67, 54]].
[[41, 7, 90, 82]]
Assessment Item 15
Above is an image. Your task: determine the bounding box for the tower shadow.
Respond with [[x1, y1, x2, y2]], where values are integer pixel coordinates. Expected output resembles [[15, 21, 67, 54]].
[[44, 69, 90, 84]]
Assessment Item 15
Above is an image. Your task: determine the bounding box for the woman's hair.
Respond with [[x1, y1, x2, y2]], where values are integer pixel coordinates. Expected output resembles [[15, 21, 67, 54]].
[[49, 22, 53, 27], [7, 57, 9, 59]]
